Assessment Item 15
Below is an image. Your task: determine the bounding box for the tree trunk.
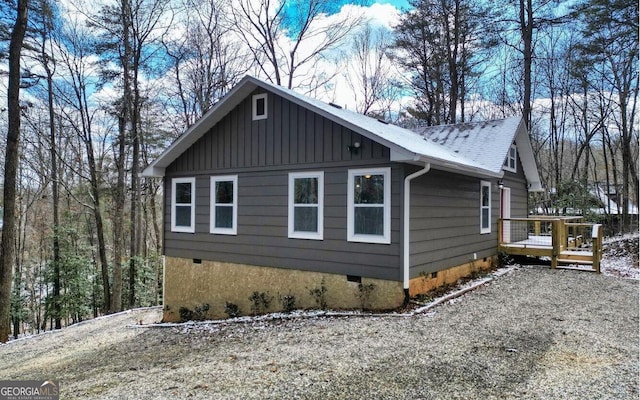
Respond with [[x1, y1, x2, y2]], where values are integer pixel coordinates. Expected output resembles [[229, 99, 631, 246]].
[[86, 141, 110, 313], [41, 42, 62, 330], [111, 0, 133, 313], [0, 0, 29, 343], [128, 83, 140, 309], [519, 0, 533, 130]]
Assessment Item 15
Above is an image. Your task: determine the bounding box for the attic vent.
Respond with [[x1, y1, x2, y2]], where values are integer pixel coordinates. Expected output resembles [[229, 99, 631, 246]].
[[329, 102, 342, 109], [377, 119, 389, 125]]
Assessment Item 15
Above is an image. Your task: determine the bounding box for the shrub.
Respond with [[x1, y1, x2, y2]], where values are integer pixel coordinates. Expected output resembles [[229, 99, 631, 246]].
[[248, 291, 272, 315], [224, 302, 241, 318], [309, 278, 328, 309], [279, 294, 296, 313]]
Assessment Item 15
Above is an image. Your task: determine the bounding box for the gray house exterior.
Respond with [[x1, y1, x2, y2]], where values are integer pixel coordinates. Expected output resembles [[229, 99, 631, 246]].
[[143, 75, 542, 321]]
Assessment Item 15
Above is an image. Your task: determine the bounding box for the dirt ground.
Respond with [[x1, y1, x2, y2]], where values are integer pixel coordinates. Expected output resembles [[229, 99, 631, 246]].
[[0, 263, 637, 399]]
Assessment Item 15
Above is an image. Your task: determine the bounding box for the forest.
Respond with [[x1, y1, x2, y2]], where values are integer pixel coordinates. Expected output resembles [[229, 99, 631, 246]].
[[0, 0, 637, 342]]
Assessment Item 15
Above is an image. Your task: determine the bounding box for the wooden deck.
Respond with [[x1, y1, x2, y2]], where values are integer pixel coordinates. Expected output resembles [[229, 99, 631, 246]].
[[498, 217, 603, 273]]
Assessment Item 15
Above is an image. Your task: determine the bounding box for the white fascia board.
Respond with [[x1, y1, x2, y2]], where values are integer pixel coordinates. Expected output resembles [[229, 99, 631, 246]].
[[141, 166, 166, 178], [514, 121, 544, 192]]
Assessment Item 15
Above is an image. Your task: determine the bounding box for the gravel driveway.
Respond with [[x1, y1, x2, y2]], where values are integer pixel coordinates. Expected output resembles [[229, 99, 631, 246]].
[[0, 266, 637, 399]]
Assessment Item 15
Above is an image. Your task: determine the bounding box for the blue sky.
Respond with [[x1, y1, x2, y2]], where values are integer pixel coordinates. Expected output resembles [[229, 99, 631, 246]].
[[373, 0, 411, 10]]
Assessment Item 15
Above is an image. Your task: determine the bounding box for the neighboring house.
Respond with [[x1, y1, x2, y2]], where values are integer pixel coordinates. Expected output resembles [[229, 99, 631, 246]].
[[591, 184, 639, 216], [143, 75, 543, 321]]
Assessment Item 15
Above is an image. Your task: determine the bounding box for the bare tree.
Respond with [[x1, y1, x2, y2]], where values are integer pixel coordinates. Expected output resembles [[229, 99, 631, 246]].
[[345, 23, 399, 118], [231, 0, 363, 90], [163, 0, 249, 128], [56, 20, 112, 313], [573, 0, 639, 230]]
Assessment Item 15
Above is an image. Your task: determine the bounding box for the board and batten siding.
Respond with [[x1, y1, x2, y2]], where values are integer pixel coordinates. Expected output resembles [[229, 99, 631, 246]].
[[501, 151, 529, 217], [164, 89, 403, 281], [499, 149, 531, 242], [408, 165, 527, 278]]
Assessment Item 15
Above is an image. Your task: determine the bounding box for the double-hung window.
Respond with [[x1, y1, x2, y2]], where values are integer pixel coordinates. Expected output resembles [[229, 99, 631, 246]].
[[288, 172, 323, 240], [480, 180, 491, 234], [210, 175, 238, 235], [503, 144, 517, 172], [348, 168, 391, 244], [171, 177, 196, 233]]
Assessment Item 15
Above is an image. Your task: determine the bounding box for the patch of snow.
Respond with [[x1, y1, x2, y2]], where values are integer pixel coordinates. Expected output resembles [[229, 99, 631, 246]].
[[601, 232, 639, 280]]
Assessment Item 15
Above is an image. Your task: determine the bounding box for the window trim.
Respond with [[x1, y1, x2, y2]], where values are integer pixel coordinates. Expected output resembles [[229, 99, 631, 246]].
[[210, 175, 238, 235], [503, 144, 517, 173], [288, 171, 324, 240], [480, 180, 491, 234], [171, 177, 196, 233], [347, 167, 391, 244], [252, 93, 268, 121]]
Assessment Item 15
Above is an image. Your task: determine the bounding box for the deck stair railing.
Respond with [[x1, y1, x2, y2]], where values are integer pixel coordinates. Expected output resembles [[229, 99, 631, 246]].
[[498, 216, 602, 273]]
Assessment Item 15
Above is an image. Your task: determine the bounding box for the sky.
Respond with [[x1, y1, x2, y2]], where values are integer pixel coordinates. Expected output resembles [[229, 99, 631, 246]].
[[373, 0, 411, 9]]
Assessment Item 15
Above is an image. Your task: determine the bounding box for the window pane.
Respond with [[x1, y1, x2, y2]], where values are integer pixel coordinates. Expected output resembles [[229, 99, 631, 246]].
[[482, 186, 489, 207], [294, 177, 318, 204], [216, 181, 234, 204], [175, 182, 192, 204], [354, 174, 384, 204], [294, 207, 318, 232], [175, 205, 192, 227], [482, 208, 490, 229], [215, 206, 233, 228], [256, 98, 265, 116], [354, 206, 383, 235]]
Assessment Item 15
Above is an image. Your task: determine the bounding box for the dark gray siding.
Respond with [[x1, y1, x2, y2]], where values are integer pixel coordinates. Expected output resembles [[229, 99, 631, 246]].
[[167, 90, 389, 174], [164, 90, 403, 281], [408, 169, 503, 278], [501, 151, 529, 218], [500, 152, 530, 242]]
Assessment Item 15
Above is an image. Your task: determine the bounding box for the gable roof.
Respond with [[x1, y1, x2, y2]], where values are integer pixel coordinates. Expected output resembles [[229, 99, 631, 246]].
[[142, 75, 542, 191], [413, 118, 542, 191]]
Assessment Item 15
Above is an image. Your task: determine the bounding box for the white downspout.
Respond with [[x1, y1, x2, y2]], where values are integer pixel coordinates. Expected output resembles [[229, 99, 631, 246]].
[[403, 162, 431, 301]]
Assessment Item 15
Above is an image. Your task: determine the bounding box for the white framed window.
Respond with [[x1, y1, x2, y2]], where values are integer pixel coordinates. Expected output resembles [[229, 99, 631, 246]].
[[480, 180, 491, 234], [503, 144, 517, 172], [210, 175, 238, 235], [288, 172, 324, 240], [252, 93, 267, 120], [171, 177, 196, 233], [348, 168, 391, 244]]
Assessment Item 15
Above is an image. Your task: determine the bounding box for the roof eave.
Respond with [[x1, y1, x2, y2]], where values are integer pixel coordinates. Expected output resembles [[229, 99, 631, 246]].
[[141, 166, 165, 178], [513, 119, 544, 192]]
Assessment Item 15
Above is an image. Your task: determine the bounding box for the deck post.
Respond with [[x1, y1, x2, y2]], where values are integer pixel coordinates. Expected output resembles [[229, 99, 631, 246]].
[[497, 218, 503, 247], [592, 224, 602, 273], [551, 219, 559, 269], [559, 219, 566, 252]]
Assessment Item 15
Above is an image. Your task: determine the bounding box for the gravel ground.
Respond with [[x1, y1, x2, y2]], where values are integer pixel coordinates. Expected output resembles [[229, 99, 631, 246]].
[[0, 265, 637, 400]]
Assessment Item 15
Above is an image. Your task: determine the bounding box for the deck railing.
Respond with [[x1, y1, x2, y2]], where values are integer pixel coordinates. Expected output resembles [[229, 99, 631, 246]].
[[498, 217, 602, 272]]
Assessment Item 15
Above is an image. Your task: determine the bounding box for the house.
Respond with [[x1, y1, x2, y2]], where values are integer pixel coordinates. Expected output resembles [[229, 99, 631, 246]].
[[591, 183, 639, 216], [142, 75, 543, 321]]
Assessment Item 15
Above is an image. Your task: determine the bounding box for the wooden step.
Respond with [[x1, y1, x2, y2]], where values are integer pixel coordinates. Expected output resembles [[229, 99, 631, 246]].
[[557, 258, 593, 265], [559, 251, 593, 262]]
